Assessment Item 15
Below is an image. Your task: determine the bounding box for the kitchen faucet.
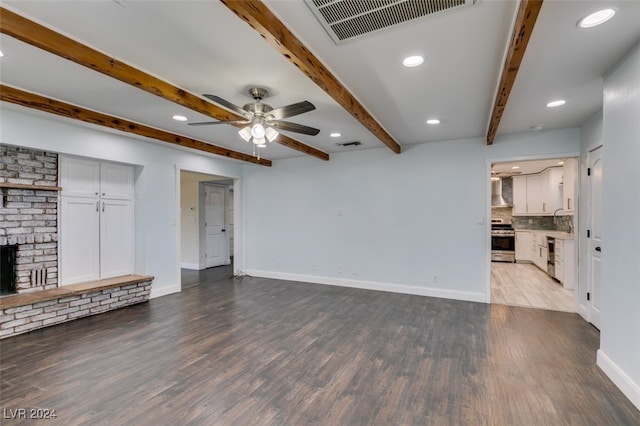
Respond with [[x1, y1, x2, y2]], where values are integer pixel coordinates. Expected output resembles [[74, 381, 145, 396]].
[[553, 208, 564, 224]]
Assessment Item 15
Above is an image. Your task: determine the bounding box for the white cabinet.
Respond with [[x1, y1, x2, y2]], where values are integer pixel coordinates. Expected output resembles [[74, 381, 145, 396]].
[[512, 167, 563, 215], [554, 239, 575, 289], [512, 176, 528, 215], [60, 157, 133, 285], [532, 233, 548, 271], [562, 158, 577, 215], [515, 231, 533, 262]]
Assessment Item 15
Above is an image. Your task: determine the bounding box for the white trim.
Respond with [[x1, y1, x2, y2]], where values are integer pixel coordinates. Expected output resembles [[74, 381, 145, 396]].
[[597, 349, 640, 410], [150, 282, 181, 299], [245, 269, 486, 303], [180, 262, 202, 270]]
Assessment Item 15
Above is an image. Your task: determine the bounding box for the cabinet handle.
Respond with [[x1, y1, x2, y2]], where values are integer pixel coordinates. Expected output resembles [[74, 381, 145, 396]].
[[96, 201, 99, 212], [567, 198, 572, 210], [543, 202, 546, 212], [102, 201, 105, 212]]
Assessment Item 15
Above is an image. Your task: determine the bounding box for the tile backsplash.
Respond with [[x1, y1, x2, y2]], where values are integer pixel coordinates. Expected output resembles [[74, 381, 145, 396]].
[[511, 215, 573, 232]]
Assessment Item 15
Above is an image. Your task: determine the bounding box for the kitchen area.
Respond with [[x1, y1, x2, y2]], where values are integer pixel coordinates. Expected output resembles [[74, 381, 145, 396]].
[[490, 157, 577, 312]]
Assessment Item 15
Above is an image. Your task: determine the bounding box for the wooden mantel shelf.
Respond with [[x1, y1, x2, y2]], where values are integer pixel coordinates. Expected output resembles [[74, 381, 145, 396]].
[[0, 182, 62, 191]]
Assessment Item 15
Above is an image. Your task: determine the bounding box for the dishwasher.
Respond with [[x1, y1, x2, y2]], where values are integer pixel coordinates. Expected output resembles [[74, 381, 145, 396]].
[[547, 237, 555, 277]]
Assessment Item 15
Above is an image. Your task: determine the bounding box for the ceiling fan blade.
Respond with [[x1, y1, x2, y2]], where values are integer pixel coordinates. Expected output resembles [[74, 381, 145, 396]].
[[202, 94, 250, 118], [188, 120, 250, 126], [267, 101, 315, 120], [268, 120, 320, 136]]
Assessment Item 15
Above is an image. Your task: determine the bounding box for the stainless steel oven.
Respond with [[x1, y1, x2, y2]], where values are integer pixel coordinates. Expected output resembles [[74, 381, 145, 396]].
[[491, 224, 515, 262]]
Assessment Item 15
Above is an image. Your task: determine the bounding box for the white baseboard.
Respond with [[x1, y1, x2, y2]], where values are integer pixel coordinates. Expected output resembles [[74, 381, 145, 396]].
[[244, 269, 485, 303], [597, 349, 640, 410], [150, 283, 181, 299], [180, 263, 202, 270]]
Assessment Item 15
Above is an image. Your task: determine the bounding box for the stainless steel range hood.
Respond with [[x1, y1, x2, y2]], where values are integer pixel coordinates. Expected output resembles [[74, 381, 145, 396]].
[[491, 178, 511, 208]]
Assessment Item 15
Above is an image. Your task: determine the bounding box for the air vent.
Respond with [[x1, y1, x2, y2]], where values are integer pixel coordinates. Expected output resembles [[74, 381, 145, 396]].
[[305, 0, 478, 44], [336, 141, 362, 147]]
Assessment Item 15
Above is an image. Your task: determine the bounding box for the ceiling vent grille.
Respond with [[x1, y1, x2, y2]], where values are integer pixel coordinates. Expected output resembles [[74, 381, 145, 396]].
[[305, 0, 477, 44]]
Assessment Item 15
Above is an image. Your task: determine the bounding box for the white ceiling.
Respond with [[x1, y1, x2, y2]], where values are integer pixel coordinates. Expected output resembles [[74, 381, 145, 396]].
[[1, 0, 639, 162]]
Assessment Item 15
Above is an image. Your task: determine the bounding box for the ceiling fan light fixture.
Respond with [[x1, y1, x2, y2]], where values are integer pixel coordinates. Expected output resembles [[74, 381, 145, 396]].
[[578, 8, 616, 28], [265, 126, 279, 142], [253, 137, 266, 146], [238, 126, 252, 142], [251, 123, 266, 139]]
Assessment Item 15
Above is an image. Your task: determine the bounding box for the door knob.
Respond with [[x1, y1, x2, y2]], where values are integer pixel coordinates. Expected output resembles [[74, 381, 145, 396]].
[[595, 246, 601, 252], [221, 229, 226, 232]]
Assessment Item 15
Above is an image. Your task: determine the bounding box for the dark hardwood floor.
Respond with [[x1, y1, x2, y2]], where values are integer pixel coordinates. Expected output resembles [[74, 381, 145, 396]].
[[1, 273, 638, 425]]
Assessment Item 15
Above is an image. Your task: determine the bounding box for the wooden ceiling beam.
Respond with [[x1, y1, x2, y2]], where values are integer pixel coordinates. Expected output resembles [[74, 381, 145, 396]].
[[221, 0, 402, 154], [0, 85, 272, 166], [0, 7, 328, 161], [486, 0, 543, 145]]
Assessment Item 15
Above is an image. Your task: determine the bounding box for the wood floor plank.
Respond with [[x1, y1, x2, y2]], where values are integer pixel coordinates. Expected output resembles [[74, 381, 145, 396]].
[[0, 271, 638, 425]]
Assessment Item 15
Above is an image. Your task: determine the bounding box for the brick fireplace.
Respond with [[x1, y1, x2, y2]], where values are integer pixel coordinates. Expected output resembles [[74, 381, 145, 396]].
[[0, 145, 59, 293]]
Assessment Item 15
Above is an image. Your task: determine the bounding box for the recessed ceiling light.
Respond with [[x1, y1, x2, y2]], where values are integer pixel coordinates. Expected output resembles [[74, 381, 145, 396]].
[[172, 115, 188, 122], [546, 100, 566, 108], [0, 51, 4, 57], [578, 8, 616, 28], [530, 124, 544, 131], [403, 55, 424, 67], [426, 119, 440, 125], [558, 161, 565, 165], [511, 166, 520, 170], [330, 132, 341, 138]]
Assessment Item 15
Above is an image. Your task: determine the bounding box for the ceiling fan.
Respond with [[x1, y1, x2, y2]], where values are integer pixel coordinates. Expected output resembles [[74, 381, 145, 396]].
[[189, 87, 320, 155]]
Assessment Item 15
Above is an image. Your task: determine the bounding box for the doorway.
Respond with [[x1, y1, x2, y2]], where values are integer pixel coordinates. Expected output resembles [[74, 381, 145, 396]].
[[586, 146, 602, 328], [179, 170, 235, 289], [489, 156, 578, 312]]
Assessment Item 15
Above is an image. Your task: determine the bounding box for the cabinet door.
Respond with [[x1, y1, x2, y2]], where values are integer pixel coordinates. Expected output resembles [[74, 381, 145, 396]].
[[100, 162, 133, 200], [563, 158, 577, 214], [515, 231, 533, 261], [60, 197, 100, 284], [555, 240, 564, 282], [512, 176, 528, 215], [547, 168, 564, 214], [100, 199, 133, 279], [60, 156, 100, 198], [527, 174, 545, 214]]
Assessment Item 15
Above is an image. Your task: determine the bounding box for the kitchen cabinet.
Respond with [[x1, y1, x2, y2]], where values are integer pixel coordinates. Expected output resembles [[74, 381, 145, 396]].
[[533, 233, 548, 271], [515, 231, 533, 262], [512, 167, 563, 215], [554, 239, 575, 289], [60, 156, 134, 284], [512, 177, 528, 215], [562, 158, 577, 215]]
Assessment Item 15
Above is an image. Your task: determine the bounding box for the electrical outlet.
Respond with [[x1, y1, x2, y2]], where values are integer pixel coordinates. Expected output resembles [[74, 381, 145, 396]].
[[529, 219, 533, 224], [432, 274, 439, 283]]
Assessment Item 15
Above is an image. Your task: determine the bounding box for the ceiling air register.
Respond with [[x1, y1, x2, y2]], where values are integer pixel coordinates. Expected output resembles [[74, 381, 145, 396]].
[[304, 0, 478, 44]]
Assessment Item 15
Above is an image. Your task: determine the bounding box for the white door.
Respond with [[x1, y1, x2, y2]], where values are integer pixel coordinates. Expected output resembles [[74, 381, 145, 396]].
[[203, 185, 228, 268], [60, 197, 100, 284], [588, 146, 603, 329], [100, 199, 133, 279]]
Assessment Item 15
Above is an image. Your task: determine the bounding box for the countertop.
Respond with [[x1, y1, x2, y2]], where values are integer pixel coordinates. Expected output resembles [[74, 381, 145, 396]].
[[515, 229, 574, 240]]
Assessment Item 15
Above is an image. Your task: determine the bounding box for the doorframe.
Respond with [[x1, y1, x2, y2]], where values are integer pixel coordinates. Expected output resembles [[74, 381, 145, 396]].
[[199, 182, 231, 268], [174, 166, 243, 291], [485, 152, 580, 305], [584, 144, 603, 327]]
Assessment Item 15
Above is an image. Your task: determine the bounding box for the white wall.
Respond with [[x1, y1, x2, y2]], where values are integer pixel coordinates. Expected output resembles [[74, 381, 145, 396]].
[[242, 128, 580, 302], [0, 106, 243, 298], [597, 41, 640, 410]]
